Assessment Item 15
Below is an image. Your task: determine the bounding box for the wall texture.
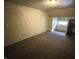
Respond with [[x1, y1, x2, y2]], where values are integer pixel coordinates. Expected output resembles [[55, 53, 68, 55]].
[[5, 2, 48, 46], [47, 8, 75, 17], [47, 16, 52, 31]]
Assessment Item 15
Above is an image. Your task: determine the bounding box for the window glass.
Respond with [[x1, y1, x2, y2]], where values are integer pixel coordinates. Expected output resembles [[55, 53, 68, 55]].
[[58, 21, 68, 25]]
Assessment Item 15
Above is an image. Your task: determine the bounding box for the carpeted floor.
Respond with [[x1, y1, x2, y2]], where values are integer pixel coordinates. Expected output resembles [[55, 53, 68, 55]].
[[5, 32, 75, 59]]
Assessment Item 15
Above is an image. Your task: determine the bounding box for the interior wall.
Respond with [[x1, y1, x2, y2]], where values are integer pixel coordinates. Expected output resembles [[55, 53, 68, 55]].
[[5, 2, 48, 46], [47, 16, 52, 31], [47, 8, 75, 17]]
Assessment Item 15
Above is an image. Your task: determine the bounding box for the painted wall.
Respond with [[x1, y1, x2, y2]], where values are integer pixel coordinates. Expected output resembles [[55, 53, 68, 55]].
[[47, 16, 52, 31], [5, 2, 48, 46], [47, 8, 75, 17]]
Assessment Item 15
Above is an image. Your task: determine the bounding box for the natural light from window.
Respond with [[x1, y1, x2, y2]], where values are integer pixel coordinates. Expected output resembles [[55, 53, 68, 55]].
[[58, 21, 68, 25]]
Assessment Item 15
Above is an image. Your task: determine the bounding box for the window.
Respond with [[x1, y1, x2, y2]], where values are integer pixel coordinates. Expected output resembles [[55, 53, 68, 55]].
[[58, 21, 68, 25]]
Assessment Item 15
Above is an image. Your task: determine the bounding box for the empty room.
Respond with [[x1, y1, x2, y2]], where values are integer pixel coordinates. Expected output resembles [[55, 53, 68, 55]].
[[4, 0, 75, 59]]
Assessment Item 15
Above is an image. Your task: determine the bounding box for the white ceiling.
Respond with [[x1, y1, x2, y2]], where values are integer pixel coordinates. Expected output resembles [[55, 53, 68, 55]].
[[5, 0, 75, 11]]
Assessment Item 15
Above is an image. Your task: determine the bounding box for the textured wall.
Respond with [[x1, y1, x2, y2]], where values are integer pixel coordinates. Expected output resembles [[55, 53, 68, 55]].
[[5, 2, 48, 46], [47, 8, 75, 17]]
